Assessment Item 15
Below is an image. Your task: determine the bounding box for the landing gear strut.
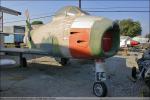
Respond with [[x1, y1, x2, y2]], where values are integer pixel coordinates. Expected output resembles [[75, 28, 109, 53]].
[[93, 59, 107, 97], [19, 53, 27, 67], [60, 58, 69, 66]]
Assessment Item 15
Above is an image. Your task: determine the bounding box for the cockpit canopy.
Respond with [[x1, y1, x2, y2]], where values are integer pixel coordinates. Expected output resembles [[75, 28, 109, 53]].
[[54, 6, 89, 17]]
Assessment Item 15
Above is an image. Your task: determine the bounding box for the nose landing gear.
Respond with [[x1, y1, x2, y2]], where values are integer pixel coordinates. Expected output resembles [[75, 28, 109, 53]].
[[93, 82, 107, 97], [93, 59, 108, 97]]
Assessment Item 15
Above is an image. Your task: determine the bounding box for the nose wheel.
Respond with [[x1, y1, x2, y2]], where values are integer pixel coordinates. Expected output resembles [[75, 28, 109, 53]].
[[93, 59, 108, 97], [93, 82, 107, 97]]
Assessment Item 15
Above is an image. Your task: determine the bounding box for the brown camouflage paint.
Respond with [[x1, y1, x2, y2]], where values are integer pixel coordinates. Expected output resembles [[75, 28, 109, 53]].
[[24, 6, 120, 59]]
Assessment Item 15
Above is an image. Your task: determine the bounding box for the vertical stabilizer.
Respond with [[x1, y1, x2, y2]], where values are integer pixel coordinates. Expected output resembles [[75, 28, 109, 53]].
[[24, 9, 35, 48]]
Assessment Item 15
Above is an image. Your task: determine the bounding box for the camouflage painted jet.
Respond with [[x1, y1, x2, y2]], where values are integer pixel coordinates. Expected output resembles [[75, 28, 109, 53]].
[[0, 6, 120, 97]]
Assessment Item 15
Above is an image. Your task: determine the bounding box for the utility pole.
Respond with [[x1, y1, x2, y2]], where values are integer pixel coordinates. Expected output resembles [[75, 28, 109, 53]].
[[0, 12, 3, 32], [79, 0, 81, 9]]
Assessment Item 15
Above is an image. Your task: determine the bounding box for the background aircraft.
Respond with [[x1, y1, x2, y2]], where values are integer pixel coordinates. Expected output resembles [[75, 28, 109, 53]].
[[0, 6, 120, 97], [120, 36, 139, 48]]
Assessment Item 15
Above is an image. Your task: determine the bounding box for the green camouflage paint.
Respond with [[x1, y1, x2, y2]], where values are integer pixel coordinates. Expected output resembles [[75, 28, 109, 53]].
[[41, 36, 63, 57], [24, 6, 120, 59], [90, 19, 113, 57], [52, 36, 63, 57]]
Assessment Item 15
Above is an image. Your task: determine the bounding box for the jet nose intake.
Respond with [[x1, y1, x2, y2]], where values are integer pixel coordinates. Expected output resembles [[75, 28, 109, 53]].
[[90, 18, 120, 58]]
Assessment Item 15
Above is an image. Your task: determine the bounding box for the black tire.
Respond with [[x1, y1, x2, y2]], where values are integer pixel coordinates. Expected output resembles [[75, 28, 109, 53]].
[[22, 57, 27, 67], [60, 58, 69, 66], [93, 82, 107, 97], [132, 67, 137, 79]]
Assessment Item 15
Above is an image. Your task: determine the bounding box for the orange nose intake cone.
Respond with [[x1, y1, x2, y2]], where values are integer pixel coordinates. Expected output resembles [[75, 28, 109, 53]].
[[69, 28, 92, 58]]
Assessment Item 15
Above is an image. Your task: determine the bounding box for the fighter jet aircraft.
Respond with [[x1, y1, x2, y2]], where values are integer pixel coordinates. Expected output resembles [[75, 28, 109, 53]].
[[0, 6, 120, 97]]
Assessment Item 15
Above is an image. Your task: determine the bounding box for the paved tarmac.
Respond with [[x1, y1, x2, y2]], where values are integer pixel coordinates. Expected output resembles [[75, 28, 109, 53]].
[[0, 53, 149, 97]]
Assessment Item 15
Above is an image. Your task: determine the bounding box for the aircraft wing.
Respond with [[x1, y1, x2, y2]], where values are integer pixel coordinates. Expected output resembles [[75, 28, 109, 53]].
[[0, 47, 49, 55]]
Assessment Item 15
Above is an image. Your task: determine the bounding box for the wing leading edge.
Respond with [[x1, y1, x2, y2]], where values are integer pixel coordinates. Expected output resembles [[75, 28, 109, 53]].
[[0, 47, 49, 55]]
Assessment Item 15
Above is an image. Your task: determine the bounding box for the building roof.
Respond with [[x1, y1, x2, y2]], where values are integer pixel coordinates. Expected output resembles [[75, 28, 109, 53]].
[[0, 6, 21, 16]]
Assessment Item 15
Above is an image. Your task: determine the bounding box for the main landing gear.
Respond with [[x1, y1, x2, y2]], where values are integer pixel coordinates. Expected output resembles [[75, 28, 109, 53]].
[[19, 53, 27, 67], [57, 58, 69, 66], [93, 59, 107, 97]]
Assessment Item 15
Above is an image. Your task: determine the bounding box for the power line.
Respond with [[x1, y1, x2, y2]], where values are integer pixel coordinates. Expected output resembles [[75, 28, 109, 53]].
[[4, 12, 54, 21], [1, 0, 149, 1], [87, 10, 150, 12], [4, 7, 149, 22], [4, 9, 150, 24], [84, 7, 149, 9], [4, 15, 53, 24]]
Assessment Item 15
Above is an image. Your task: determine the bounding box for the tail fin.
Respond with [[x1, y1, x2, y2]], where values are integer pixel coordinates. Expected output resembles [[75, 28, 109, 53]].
[[25, 9, 32, 31], [25, 9, 32, 30], [24, 9, 34, 48]]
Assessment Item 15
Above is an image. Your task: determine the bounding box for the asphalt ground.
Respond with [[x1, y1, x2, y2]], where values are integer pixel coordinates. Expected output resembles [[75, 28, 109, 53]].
[[0, 52, 149, 97]]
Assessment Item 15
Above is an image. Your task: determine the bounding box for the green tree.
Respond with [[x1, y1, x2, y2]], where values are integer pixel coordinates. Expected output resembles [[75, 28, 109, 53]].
[[31, 21, 43, 25], [118, 19, 142, 37]]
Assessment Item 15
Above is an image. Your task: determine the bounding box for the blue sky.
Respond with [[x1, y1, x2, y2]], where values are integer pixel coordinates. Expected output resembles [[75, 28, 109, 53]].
[[1, 0, 150, 36]]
